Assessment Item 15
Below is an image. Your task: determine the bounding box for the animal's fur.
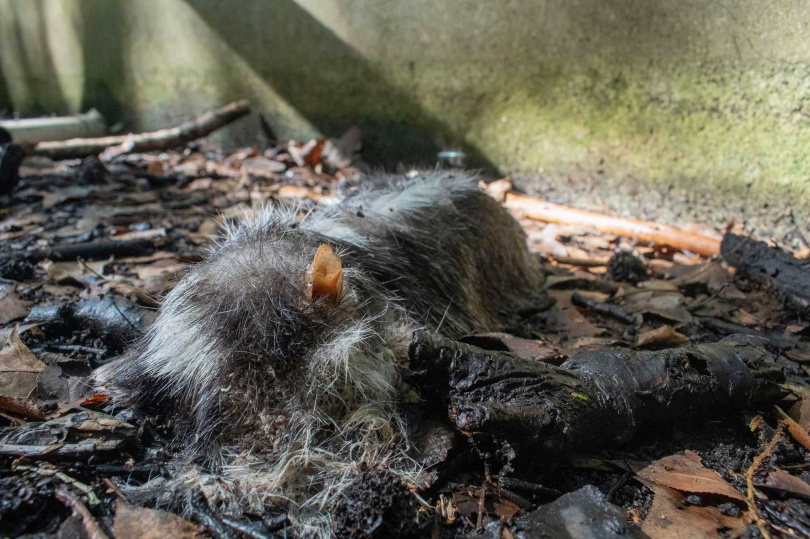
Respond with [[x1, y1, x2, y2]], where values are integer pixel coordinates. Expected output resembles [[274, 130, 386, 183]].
[[96, 171, 544, 534]]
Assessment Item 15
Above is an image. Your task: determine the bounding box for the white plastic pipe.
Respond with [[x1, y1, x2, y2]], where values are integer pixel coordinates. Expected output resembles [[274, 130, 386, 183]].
[[0, 109, 107, 145]]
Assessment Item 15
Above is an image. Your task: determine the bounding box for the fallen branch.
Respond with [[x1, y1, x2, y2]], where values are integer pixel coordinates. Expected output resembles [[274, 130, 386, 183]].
[[504, 192, 721, 257], [721, 233, 810, 318], [33, 100, 250, 160], [410, 331, 785, 467], [25, 238, 156, 262]]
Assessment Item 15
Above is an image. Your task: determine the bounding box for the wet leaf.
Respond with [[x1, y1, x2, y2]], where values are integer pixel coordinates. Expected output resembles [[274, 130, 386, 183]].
[[641, 483, 748, 539], [636, 450, 746, 504]]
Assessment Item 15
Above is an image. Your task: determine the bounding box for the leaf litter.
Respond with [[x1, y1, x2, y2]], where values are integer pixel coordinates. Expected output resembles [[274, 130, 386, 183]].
[[1, 128, 810, 538]]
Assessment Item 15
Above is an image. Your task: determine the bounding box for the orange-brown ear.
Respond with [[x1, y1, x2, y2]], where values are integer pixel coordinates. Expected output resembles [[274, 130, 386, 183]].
[[306, 244, 344, 303]]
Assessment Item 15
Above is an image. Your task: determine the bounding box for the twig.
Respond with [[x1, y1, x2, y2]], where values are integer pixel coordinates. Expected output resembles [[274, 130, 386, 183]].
[[505, 192, 721, 256], [775, 405, 810, 451], [690, 283, 729, 309], [745, 421, 786, 539], [571, 292, 637, 325], [54, 488, 109, 539], [101, 477, 129, 503], [189, 488, 239, 539], [34, 100, 250, 160], [476, 480, 486, 532]]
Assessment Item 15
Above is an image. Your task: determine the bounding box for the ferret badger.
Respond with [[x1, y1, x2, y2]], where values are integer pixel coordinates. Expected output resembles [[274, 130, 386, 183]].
[[97, 172, 544, 533]]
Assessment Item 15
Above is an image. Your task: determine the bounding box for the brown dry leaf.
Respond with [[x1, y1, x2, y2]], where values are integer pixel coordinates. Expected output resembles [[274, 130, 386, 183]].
[[114, 501, 201, 539], [731, 308, 763, 327], [112, 227, 167, 241], [451, 490, 521, 521], [146, 160, 167, 177], [637, 450, 746, 503], [756, 468, 810, 499], [785, 346, 810, 364], [0, 328, 46, 420], [0, 284, 31, 324], [637, 325, 688, 349], [641, 483, 748, 539], [132, 258, 185, 281], [242, 156, 287, 177], [460, 333, 561, 364]]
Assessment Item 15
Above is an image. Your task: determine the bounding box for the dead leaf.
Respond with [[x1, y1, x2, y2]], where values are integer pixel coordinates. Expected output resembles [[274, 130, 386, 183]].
[[0, 328, 45, 420], [460, 333, 562, 364], [637, 450, 746, 504], [452, 490, 521, 521], [731, 309, 762, 327], [787, 383, 810, 432], [114, 501, 201, 539], [41, 186, 93, 210], [637, 325, 688, 349], [755, 469, 810, 499], [146, 160, 166, 177], [0, 284, 31, 324], [624, 292, 692, 324], [242, 156, 286, 177], [42, 258, 108, 287], [641, 483, 748, 539]]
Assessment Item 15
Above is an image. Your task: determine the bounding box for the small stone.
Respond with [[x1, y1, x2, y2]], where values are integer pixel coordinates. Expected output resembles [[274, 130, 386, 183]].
[[717, 502, 741, 517]]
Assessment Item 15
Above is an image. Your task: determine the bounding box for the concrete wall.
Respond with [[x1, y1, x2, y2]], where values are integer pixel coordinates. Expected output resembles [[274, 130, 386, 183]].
[[2, 0, 810, 200]]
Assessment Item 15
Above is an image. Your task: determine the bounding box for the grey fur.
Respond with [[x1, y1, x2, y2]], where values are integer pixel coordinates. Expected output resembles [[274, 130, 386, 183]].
[[96, 171, 543, 532]]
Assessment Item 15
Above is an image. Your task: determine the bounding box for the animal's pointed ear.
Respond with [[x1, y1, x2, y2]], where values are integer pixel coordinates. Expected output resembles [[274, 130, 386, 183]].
[[306, 244, 344, 303]]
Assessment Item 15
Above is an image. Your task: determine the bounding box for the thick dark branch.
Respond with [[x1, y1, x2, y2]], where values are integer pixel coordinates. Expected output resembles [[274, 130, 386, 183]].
[[410, 331, 785, 458], [721, 232, 810, 317]]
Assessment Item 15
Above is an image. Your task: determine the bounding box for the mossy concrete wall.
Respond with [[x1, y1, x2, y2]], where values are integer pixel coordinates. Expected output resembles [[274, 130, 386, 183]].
[[2, 0, 810, 201]]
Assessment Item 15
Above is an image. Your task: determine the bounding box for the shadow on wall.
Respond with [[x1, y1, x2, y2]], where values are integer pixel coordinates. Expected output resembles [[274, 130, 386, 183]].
[[76, 1, 128, 127], [2, 1, 69, 115], [184, 0, 494, 170]]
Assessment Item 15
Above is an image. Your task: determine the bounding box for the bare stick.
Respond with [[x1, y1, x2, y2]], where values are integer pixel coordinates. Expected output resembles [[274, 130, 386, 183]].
[[505, 192, 721, 256], [745, 422, 786, 539], [33, 100, 250, 160], [54, 488, 109, 539]]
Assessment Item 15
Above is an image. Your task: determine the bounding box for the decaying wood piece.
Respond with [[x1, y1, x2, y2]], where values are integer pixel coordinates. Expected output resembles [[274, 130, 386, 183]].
[[504, 192, 721, 256], [410, 331, 785, 462], [33, 100, 250, 160], [721, 233, 810, 318]]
